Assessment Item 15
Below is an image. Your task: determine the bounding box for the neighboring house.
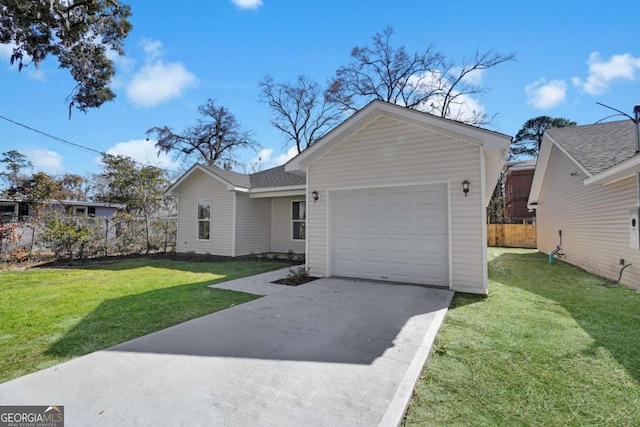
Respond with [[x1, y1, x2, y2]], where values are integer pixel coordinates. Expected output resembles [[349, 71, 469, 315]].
[[503, 159, 536, 220], [528, 119, 640, 289], [0, 198, 125, 223], [0, 198, 125, 249], [167, 101, 511, 294]]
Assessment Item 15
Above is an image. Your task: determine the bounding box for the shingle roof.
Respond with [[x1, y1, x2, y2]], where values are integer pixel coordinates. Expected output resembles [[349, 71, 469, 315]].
[[200, 164, 251, 188], [546, 120, 637, 175], [200, 164, 305, 189], [249, 165, 306, 188]]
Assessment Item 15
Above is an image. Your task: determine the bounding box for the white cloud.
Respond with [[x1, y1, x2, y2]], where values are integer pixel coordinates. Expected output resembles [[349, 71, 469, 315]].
[[246, 146, 298, 171], [26, 68, 46, 81], [23, 148, 63, 174], [106, 48, 136, 74], [231, 0, 263, 10], [139, 38, 164, 60], [572, 52, 640, 95], [525, 78, 567, 109], [451, 66, 485, 85], [103, 139, 180, 169], [126, 62, 197, 107], [273, 146, 299, 164], [406, 71, 487, 123], [0, 43, 14, 60], [247, 148, 273, 170], [0, 43, 44, 80]]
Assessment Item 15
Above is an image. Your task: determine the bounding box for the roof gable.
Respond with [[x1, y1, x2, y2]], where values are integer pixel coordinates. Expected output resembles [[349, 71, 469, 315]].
[[286, 100, 511, 173], [529, 120, 640, 207], [546, 120, 636, 175]]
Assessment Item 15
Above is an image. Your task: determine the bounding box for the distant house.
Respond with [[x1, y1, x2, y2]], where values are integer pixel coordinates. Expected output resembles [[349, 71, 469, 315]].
[[528, 119, 640, 289], [167, 101, 511, 294], [0, 198, 125, 223], [503, 159, 536, 220]]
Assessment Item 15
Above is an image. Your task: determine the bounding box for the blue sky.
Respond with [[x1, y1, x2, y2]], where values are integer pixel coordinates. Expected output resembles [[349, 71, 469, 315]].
[[1, 0, 640, 180]]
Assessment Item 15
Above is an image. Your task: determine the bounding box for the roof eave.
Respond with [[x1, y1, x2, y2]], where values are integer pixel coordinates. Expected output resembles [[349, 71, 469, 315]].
[[248, 186, 306, 198], [165, 164, 249, 196], [584, 154, 640, 186]]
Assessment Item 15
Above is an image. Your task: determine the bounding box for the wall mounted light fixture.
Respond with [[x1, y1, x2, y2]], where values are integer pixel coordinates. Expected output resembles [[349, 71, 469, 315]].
[[311, 190, 319, 202], [461, 180, 470, 197]]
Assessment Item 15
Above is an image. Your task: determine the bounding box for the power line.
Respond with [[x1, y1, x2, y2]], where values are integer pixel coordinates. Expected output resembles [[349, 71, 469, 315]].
[[0, 114, 179, 174]]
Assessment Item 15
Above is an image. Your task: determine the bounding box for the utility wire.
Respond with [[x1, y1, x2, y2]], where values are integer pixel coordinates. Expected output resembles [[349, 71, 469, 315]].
[[0, 114, 179, 174]]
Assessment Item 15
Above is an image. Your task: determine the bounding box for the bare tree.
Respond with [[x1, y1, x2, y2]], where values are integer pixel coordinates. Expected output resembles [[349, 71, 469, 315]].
[[259, 75, 343, 154], [325, 27, 514, 125], [147, 99, 259, 169], [430, 50, 515, 125]]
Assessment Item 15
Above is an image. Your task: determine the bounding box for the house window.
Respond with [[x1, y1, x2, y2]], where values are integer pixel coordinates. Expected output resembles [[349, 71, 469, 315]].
[[197, 199, 211, 240], [292, 201, 305, 240], [88, 206, 96, 217]]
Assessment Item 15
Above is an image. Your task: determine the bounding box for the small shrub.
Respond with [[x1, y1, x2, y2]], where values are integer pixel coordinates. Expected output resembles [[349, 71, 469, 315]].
[[273, 266, 318, 286]]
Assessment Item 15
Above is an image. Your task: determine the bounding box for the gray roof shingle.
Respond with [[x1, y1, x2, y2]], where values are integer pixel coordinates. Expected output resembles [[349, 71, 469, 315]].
[[200, 164, 305, 189], [200, 164, 251, 187], [547, 120, 637, 175], [249, 165, 306, 188]]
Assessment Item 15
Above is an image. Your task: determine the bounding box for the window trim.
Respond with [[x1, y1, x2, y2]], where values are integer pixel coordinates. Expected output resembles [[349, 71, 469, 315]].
[[197, 198, 211, 241], [291, 200, 306, 241]]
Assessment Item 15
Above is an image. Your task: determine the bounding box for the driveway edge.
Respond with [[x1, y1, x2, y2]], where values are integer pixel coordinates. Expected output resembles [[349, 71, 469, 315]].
[[378, 291, 454, 427]]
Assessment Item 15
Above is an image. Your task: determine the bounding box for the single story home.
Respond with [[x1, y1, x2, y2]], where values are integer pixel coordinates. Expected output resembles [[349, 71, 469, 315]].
[[167, 101, 512, 294], [528, 118, 640, 290], [0, 198, 125, 222]]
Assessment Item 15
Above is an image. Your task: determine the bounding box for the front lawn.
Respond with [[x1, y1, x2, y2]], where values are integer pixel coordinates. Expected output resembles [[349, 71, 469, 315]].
[[404, 248, 640, 426], [0, 258, 287, 383]]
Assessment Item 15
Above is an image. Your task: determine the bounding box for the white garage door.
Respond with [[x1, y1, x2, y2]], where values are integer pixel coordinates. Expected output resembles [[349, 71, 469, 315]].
[[331, 184, 449, 286]]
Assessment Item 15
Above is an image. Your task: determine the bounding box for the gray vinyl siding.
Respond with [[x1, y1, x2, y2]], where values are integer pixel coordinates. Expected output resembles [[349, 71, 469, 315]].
[[271, 196, 306, 254], [235, 194, 271, 256], [175, 170, 234, 256], [537, 144, 640, 289], [307, 116, 485, 293]]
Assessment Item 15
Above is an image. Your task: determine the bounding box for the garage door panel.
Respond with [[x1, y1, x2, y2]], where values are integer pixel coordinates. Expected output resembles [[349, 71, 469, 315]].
[[414, 235, 448, 255], [362, 237, 384, 252], [331, 184, 449, 286]]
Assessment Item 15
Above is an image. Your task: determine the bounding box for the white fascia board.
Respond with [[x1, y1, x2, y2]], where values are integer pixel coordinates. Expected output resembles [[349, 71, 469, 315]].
[[527, 133, 592, 209], [228, 186, 250, 192], [527, 136, 551, 209], [483, 148, 508, 206], [248, 186, 306, 199], [584, 155, 640, 186]]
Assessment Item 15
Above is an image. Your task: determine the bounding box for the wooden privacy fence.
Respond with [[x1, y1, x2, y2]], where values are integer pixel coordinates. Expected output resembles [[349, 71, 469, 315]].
[[487, 224, 537, 248]]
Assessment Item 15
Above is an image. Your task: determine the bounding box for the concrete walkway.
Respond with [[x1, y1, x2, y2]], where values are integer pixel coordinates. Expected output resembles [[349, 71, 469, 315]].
[[0, 273, 453, 427], [211, 267, 296, 295]]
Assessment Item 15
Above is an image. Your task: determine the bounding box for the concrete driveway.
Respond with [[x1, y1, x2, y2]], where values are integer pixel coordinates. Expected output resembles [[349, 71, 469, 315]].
[[0, 274, 453, 427]]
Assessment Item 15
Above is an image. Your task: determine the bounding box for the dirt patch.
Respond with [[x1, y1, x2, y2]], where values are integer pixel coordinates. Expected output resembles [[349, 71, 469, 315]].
[[31, 252, 301, 270], [272, 276, 320, 286]]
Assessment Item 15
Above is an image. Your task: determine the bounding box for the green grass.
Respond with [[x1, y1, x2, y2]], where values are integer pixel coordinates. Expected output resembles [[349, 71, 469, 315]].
[[0, 258, 287, 383], [404, 248, 640, 426]]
